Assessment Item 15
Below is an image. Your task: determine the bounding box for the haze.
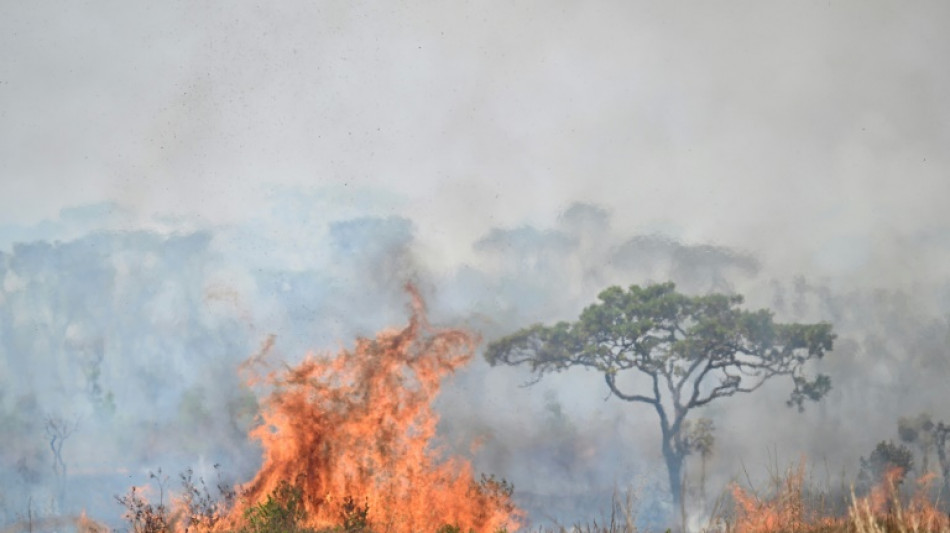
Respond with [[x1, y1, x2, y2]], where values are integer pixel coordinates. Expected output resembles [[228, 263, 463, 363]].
[[1, 1, 949, 528]]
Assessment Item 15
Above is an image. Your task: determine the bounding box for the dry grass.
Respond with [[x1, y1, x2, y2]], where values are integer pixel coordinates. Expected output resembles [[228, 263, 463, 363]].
[[848, 471, 949, 533], [539, 487, 640, 533], [717, 462, 949, 533]]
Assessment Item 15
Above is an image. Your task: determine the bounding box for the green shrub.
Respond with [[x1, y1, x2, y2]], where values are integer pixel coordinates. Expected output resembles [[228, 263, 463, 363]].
[[339, 495, 370, 533], [241, 479, 314, 533]]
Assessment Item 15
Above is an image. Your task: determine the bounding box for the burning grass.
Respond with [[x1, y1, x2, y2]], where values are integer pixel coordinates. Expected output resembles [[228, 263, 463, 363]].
[[100, 287, 949, 533], [114, 286, 520, 533], [225, 288, 520, 533], [721, 462, 950, 533]]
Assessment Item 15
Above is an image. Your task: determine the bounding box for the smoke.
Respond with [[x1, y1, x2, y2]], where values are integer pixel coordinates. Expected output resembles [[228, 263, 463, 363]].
[[1, 198, 948, 529], [3, 1, 950, 529]]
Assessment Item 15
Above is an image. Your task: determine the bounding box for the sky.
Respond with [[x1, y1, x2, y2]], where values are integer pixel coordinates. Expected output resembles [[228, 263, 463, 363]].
[[3, 1, 948, 272], [2, 1, 950, 529]]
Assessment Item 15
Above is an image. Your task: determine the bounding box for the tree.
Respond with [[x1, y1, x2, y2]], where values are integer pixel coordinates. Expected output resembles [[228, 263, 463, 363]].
[[683, 417, 715, 506], [45, 414, 78, 512], [45, 415, 78, 480], [931, 421, 950, 497], [894, 416, 950, 499], [858, 441, 914, 487], [485, 282, 834, 509], [897, 413, 935, 474]]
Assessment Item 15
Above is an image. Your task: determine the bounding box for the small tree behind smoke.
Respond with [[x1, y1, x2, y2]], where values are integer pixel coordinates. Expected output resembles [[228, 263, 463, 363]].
[[897, 413, 935, 475], [932, 421, 950, 497], [857, 441, 913, 494], [45, 415, 77, 478], [45, 414, 78, 512], [684, 417, 715, 506], [891, 416, 950, 504]]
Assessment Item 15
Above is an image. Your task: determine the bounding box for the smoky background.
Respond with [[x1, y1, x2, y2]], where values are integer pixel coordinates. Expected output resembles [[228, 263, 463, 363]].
[[1, 201, 948, 528], [2, 0, 950, 529]]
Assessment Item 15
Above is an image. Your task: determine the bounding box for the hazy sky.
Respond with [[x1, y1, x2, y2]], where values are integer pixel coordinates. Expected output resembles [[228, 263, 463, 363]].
[[3, 1, 949, 278]]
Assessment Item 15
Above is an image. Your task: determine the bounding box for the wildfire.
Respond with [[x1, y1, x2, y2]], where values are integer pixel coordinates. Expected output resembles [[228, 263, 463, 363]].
[[852, 468, 949, 533], [220, 286, 521, 533], [730, 461, 949, 533], [730, 461, 837, 533]]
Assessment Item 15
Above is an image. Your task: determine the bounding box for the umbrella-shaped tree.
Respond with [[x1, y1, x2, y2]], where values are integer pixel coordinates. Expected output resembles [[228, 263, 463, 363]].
[[485, 282, 835, 509]]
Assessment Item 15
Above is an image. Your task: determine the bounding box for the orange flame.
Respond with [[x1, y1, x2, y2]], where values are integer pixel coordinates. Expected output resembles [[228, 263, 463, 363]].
[[77, 511, 111, 533], [851, 467, 949, 532], [729, 461, 837, 533], [730, 460, 950, 533], [866, 465, 906, 516], [222, 286, 521, 533]]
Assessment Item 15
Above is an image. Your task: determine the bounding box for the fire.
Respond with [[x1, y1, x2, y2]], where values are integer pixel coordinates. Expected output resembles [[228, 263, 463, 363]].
[[77, 511, 111, 533], [852, 468, 948, 533], [865, 466, 907, 516], [730, 461, 837, 533], [730, 461, 949, 533], [221, 286, 521, 533]]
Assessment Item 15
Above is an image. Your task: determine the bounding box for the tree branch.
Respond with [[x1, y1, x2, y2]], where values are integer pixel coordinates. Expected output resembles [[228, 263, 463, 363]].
[[605, 372, 659, 404]]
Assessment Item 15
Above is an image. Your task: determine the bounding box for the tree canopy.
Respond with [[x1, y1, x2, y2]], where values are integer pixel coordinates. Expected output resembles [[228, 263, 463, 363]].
[[485, 282, 835, 509]]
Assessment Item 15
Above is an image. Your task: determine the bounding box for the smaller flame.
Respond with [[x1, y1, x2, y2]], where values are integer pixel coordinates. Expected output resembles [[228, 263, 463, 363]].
[[731, 459, 950, 533], [866, 465, 906, 516]]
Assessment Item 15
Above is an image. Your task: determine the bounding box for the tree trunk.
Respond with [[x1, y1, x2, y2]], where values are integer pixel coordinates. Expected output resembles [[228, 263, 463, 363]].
[[938, 443, 950, 498], [657, 404, 687, 530], [936, 426, 950, 498], [662, 437, 685, 515], [700, 455, 707, 511]]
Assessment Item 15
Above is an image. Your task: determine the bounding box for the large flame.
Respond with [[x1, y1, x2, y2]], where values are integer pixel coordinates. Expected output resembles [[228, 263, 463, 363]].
[[223, 287, 521, 533]]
